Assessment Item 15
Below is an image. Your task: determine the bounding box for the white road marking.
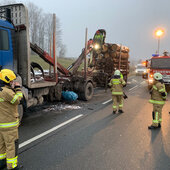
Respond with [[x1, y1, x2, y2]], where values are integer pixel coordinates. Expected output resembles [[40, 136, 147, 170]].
[[129, 85, 138, 91], [140, 81, 146, 85], [19, 114, 83, 149], [132, 79, 138, 83], [102, 99, 112, 104]]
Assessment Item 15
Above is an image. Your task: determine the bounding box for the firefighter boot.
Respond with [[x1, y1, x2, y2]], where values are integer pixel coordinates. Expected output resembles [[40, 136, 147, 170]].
[[112, 111, 116, 114], [148, 125, 159, 129], [0, 159, 6, 169], [158, 123, 161, 128], [10, 165, 23, 170], [118, 110, 124, 113]]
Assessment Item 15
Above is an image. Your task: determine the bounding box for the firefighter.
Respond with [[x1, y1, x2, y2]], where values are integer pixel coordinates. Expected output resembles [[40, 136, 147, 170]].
[[148, 72, 167, 129], [0, 69, 23, 169], [109, 70, 126, 114], [93, 29, 106, 48]]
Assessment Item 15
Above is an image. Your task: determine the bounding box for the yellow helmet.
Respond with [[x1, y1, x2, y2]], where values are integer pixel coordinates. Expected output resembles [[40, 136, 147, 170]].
[[0, 69, 16, 83]]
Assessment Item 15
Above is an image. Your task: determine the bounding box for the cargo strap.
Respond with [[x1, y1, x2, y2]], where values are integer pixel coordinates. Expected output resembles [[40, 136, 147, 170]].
[[0, 153, 6, 160], [11, 92, 23, 104], [0, 119, 19, 128], [7, 156, 18, 168]]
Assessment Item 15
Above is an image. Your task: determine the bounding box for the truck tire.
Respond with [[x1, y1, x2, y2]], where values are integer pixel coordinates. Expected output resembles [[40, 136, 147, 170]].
[[80, 82, 94, 101], [18, 104, 23, 122], [48, 87, 55, 102]]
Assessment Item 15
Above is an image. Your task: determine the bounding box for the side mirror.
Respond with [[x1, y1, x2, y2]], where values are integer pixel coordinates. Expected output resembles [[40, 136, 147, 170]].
[[142, 73, 148, 79]]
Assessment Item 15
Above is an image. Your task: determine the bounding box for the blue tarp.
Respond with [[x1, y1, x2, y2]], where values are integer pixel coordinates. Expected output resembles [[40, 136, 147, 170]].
[[62, 91, 78, 101]]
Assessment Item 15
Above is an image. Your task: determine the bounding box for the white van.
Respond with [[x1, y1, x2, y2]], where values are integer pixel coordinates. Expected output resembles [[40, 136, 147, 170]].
[[135, 64, 147, 75]]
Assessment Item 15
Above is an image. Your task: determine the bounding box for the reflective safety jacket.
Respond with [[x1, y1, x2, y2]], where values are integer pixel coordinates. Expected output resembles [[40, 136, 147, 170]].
[[149, 81, 167, 105], [93, 34, 103, 44], [109, 78, 126, 95], [0, 85, 23, 128]]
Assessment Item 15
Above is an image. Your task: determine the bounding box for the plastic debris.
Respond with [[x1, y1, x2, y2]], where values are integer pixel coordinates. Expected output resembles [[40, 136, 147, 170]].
[[62, 91, 78, 101], [43, 104, 81, 112]]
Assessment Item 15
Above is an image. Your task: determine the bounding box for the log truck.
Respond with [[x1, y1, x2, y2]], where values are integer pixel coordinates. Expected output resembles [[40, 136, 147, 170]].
[[0, 3, 94, 120]]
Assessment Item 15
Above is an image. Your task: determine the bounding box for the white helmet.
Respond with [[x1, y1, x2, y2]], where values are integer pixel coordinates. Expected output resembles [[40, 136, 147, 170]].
[[154, 72, 163, 80], [114, 70, 120, 76]]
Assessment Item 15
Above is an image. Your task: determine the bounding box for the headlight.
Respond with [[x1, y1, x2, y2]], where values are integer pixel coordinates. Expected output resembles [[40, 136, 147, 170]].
[[94, 44, 100, 50], [148, 78, 153, 84], [135, 70, 138, 73], [143, 70, 147, 73]]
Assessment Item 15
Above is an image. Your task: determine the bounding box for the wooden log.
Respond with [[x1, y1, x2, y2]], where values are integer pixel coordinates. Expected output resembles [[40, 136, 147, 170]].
[[104, 53, 110, 58], [102, 44, 109, 53], [121, 45, 130, 53], [110, 44, 121, 51]]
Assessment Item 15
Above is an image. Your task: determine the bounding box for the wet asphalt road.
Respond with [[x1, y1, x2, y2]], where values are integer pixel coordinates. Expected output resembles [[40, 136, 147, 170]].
[[18, 76, 170, 170]]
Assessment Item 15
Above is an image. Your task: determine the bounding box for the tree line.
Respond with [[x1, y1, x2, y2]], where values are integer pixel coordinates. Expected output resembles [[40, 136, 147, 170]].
[[0, 0, 66, 58]]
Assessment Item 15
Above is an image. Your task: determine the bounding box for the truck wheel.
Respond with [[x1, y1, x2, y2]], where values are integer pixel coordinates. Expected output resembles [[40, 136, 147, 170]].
[[18, 104, 23, 122], [81, 82, 94, 101], [48, 87, 55, 102], [55, 84, 62, 101]]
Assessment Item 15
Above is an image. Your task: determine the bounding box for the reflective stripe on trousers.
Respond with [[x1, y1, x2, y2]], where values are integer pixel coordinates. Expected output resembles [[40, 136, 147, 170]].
[[0, 153, 6, 160], [153, 112, 159, 124], [149, 99, 165, 105], [112, 92, 123, 95], [7, 156, 18, 168], [113, 105, 117, 109], [0, 119, 19, 128]]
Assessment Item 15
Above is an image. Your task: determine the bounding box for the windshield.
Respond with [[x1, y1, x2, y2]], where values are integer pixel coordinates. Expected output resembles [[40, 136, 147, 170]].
[[136, 65, 145, 69], [151, 58, 170, 69]]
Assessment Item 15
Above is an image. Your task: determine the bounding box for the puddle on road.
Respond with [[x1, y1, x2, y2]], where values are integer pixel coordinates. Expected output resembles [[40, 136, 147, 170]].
[[43, 104, 82, 112]]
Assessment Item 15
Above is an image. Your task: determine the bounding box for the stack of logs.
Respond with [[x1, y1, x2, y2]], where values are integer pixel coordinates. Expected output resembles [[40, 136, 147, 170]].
[[90, 43, 130, 86]]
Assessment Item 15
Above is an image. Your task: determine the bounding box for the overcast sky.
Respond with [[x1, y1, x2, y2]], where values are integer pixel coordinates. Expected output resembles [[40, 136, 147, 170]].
[[19, 0, 170, 61]]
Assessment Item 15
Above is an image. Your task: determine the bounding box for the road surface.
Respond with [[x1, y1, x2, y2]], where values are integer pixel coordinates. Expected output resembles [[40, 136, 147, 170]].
[[18, 76, 170, 170]]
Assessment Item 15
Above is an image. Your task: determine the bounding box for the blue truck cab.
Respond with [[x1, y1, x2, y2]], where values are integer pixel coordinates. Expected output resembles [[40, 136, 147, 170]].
[[0, 19, 14, 70]]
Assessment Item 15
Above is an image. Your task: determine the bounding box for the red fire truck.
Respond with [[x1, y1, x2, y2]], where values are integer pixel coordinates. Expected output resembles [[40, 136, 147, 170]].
[[143, 53, 170, 90]]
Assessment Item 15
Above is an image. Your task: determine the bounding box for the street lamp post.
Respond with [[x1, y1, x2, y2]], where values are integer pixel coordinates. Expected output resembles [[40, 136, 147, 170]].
[[155, 29, 164, 54]]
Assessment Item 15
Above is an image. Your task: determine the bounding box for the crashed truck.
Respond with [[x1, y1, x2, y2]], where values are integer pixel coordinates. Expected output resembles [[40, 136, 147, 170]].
[[0, 3, 94, 120]]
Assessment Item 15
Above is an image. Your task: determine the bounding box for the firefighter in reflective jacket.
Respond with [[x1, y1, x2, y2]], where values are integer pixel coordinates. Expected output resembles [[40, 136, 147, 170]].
[[109, 70, 126, 114], [0, 69, 23, 169], [148, 72, 167, 129]]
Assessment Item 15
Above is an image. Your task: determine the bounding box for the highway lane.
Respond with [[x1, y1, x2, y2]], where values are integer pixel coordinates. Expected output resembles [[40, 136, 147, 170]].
[[18, 76, 170, 170]]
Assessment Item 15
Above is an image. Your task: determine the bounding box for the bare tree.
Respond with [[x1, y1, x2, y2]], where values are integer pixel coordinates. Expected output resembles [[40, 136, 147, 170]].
[[0, 1, 66, 58], [27, 2, 64, 56], [0, 0, 16, 5], [59, 44, 67, 58]]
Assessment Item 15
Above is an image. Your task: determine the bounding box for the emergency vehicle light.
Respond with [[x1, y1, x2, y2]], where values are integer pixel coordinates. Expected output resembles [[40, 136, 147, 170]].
[[149, 74, 153, 78], [152, 54, 159, 57]]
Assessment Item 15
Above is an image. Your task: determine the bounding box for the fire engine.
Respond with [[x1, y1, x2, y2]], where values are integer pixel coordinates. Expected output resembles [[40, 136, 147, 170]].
[[143, 52, 170, 89]]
